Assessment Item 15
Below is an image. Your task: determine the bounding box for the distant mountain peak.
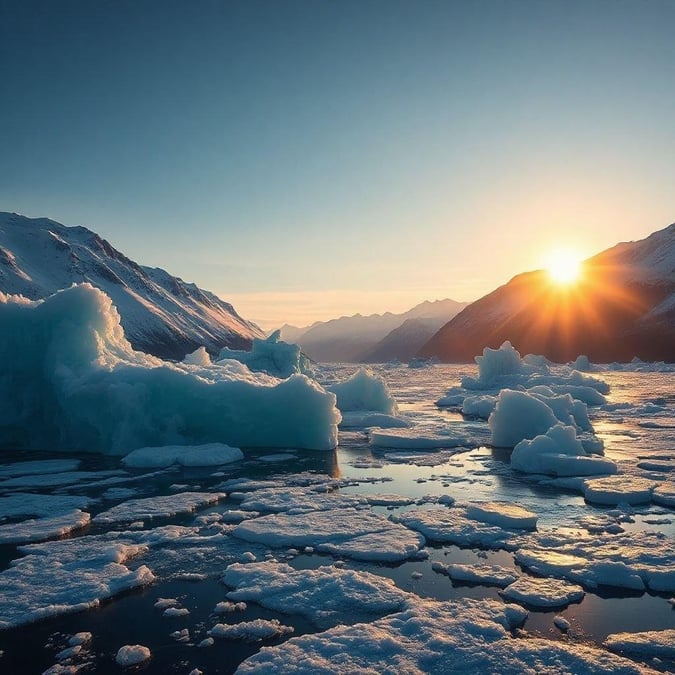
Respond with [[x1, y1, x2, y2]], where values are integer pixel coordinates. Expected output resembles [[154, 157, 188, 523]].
[[0, 212, 264, 359]]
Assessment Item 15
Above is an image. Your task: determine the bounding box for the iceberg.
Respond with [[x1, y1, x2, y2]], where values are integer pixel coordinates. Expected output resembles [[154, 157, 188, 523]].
[[0, 284, 339, 453], [218, 330, 314, 379]]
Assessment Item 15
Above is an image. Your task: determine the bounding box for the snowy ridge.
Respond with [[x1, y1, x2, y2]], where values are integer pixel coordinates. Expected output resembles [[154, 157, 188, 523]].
[[0, 212, 264, 359]]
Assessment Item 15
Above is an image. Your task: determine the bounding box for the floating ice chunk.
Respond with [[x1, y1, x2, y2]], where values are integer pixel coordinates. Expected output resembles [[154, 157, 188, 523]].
[[258, 453, 296, 463], [0, 492, 93, 519], [501, 576, 584, 608], [233, 508, 424, 562], [170, 627, 190, 642], [461, 395, 497, 419], [365, 494, 415, 507], [511, 424, 616, 477], [198, 637, 214, 648], [223, 561, 409, 628], [369, 427, 470, 449], [236, 597, 647, 674], [328, 368, 398, 415], [653, 483, 675, 508], [515, 530, 675, 592], [183, 346, 211, 366], [466, 502, 537, 530], [339, 411, 409, 429], [605, 629, 675, 658], [218, 330, 313, 379], [0, 509, 91, 544], [489, 390, 558, 448], [0, 537, 154, 629], [154, 598, 178, 609], [0, 470, 124, 488], [115, 644, 151, 667], [123, 443, 243, 468], [163, 606, 189, 617], [583, 476, 656, 506], [554, 615, 571, 631], [93, 492, 225, 524], [0, 459, 81, 477], [214, 600, 247, 613], [56, 644, 82, 660], [68, 632, 92, 646], [0, 284, 338, 452], [236, 485, 363, 514], [395, 507, 521, 549], [434, 562, 517, 588], [209, 618, 294, 642], [435, 387, 466, 407]]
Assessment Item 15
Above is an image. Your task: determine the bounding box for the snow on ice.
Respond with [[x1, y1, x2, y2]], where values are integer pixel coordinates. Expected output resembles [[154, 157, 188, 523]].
[[223, 561, 409, 628], [235, 597, 655, 674]]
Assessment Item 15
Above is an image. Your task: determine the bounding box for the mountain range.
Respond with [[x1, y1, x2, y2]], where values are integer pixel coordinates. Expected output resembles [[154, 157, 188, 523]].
[[420, 223, 675, 363], [0, 212, 264, 359], [279, 298, 468, 363]]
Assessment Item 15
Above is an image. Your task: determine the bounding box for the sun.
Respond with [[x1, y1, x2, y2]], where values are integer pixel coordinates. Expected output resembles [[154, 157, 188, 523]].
[[545, 250, 583, 285]]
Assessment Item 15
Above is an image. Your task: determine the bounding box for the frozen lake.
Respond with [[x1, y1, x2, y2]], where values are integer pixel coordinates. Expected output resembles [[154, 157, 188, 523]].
[[0, 363, 674, 674]]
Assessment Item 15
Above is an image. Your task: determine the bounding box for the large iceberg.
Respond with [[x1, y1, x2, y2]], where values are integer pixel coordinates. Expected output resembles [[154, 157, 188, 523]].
[[0, 284, 339, 453]]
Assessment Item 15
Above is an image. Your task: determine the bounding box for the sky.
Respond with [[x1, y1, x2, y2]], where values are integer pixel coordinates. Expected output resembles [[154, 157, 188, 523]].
[[1, 0, 674, 328]]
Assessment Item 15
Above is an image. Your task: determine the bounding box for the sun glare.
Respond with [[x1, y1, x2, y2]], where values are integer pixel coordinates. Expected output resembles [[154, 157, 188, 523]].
[[545, 250, 583, 285]]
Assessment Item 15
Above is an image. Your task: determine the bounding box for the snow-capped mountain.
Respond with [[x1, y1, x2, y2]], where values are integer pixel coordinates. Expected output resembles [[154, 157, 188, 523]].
[[0, 212, 264, 359], [281, 298, 467, 363], [420, 223, 675, 363]]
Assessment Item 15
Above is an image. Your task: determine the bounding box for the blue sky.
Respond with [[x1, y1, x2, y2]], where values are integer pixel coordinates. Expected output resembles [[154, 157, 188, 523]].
[[2, 0, 674, 326]]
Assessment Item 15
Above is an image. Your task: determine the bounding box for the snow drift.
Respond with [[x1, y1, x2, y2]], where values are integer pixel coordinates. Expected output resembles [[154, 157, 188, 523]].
[[0, 284, 340, 453]]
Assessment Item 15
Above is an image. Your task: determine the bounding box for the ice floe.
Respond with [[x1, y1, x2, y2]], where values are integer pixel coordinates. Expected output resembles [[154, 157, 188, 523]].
[[369, 427, 471, 449], [605, 629, 675, 658], [235, 597, 653, 674], [92, 491, 225, 524], [465, 501, 538, 530], [583, 476, 657, 505], [432, 562, 518, 587], [514, 530, 675, 592], [115, 644, 151, 667], [500, 576, 585, 608], [209, 619, 294, 641], [0, 537, 154, 628], [233, 508, 424, 562], [223, 561, 409, 628], [394, 505, 530, 549], [122, 443, 244, 468]]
